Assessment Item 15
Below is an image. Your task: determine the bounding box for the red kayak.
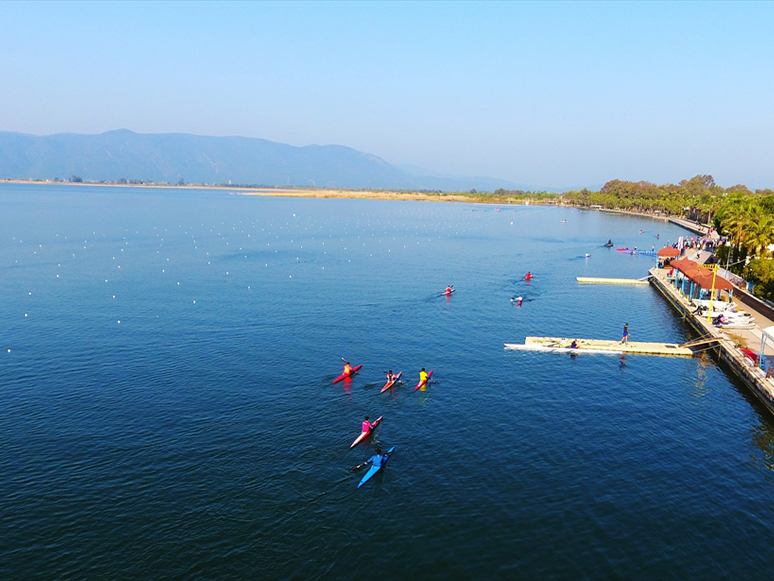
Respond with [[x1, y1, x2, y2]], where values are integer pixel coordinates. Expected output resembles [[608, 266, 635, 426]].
[[380, 371, 402, 394], [414, 370, 434, 391], [350, 416, 382, 448], [333, 364, 362, 384]]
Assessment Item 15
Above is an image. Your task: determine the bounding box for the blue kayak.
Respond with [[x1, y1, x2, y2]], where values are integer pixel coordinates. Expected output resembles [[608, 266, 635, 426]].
[[358, 446, 396, 488]]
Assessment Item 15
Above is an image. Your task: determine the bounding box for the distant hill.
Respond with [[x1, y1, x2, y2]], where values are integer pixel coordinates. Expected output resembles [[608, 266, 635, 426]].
[[0, 129, 529, 192]]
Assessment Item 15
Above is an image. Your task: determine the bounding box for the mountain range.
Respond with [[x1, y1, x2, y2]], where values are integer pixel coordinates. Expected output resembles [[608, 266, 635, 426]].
[[0, 129, 543, 192]]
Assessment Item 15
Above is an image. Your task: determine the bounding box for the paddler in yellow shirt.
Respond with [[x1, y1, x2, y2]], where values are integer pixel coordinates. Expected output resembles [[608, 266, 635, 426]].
[[419, 368, 428, 384]]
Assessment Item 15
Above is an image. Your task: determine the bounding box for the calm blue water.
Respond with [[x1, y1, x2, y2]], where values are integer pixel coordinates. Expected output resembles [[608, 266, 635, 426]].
[[2, 183, 774, 580]]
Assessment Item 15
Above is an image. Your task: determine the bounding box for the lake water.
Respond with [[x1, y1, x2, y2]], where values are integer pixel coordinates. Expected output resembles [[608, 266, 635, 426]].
[[2, 183, 774, 580]]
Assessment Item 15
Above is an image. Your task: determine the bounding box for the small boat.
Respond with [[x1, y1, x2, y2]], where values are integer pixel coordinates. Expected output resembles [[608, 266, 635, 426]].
[[358, 446, 396, 488], [380, 372, 402, 393], [333, 364, 362, 384], [414, 370, 434, 391], [604, 241, 613, 247], [350, 416, 383, 449], [714, 311, 756, 329]]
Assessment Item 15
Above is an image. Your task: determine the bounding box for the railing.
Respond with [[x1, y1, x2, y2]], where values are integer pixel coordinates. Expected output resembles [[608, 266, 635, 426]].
[[719, 267, 747, 289]]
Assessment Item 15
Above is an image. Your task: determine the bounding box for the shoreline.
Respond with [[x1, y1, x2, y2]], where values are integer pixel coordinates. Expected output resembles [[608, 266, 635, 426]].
[[0, 179, 551, 205], [589, 207, 714, 238], [0, 180, 718, 236]]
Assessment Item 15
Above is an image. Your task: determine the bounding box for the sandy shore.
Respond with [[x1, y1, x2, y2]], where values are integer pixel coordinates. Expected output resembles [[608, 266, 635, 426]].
[[236, 188, 475, 202], [1, 179, 541, 204]]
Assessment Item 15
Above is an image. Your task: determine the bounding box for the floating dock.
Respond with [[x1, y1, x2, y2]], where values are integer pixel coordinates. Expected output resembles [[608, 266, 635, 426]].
[[576, 277, 650, 285], [504, 336, 694, 357]]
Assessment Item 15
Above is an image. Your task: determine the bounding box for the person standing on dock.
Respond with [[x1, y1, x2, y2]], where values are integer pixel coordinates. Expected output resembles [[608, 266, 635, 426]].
[[620, 323, 629, 344]]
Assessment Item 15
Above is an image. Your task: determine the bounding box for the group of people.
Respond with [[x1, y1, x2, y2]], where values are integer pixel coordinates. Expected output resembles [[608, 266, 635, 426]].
[[350, 365, 430, 475], [341, 361, 427, 385]]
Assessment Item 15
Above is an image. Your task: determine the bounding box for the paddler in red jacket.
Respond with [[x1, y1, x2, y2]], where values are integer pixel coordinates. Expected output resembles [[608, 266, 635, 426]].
[[524, 271, 532, 281]]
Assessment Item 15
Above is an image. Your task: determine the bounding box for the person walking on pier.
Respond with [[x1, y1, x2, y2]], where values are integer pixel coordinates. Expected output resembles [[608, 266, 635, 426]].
[[620, 323, 629, 344]]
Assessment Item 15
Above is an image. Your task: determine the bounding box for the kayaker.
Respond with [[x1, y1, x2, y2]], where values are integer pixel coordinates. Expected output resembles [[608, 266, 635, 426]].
[[419, 368, 428, 384], [342, 359, 353, 376], [362, 416, 374, 433], [385, 370, 396, 383], [445, 285, 452, 294], [524, 271, 532, 281], [367, 448, 391, 469]]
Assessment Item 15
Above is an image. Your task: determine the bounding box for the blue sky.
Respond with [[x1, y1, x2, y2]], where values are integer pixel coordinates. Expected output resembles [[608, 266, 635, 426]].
[[1, 1, 773, 189]]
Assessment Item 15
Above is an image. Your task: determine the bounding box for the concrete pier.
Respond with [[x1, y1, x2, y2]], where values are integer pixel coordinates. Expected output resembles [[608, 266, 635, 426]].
[[649, 267, 774, 414]]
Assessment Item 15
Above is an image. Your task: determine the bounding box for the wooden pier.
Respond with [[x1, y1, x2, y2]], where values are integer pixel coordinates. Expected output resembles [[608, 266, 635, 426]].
[[576, 277, 650, 285], [504, 336, 694, 357]]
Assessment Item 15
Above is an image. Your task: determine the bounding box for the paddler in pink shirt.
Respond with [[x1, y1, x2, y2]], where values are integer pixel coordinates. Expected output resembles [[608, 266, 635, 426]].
[[362, 416, 374, 433]]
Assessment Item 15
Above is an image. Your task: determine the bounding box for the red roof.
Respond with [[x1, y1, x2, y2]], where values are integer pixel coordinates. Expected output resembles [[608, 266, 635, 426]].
[[685, 269, 735, 290], [657, 247, 681, 257], [668, 258, 698, 273]]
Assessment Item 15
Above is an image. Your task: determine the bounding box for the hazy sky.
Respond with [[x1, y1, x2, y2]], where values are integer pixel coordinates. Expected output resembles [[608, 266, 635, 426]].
[[2, 1, 773, 189]]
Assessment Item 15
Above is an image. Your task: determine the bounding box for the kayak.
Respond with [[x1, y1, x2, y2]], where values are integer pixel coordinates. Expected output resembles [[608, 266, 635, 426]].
[[414, 370, 433, 391], [332, 364, 362, 384], [350, 416, 382, 448], [444, 289, 455, 295], [380, 371, 402, 394], [358, 446, 396, 488]]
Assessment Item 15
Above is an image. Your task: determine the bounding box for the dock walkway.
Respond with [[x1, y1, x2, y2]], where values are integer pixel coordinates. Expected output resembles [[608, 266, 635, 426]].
[[504, 336, 693, 357], [576, 277, 650, 286]]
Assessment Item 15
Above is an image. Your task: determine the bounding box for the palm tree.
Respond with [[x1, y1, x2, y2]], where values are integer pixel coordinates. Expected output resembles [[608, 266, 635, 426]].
[[744, 212, 774, 259]]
